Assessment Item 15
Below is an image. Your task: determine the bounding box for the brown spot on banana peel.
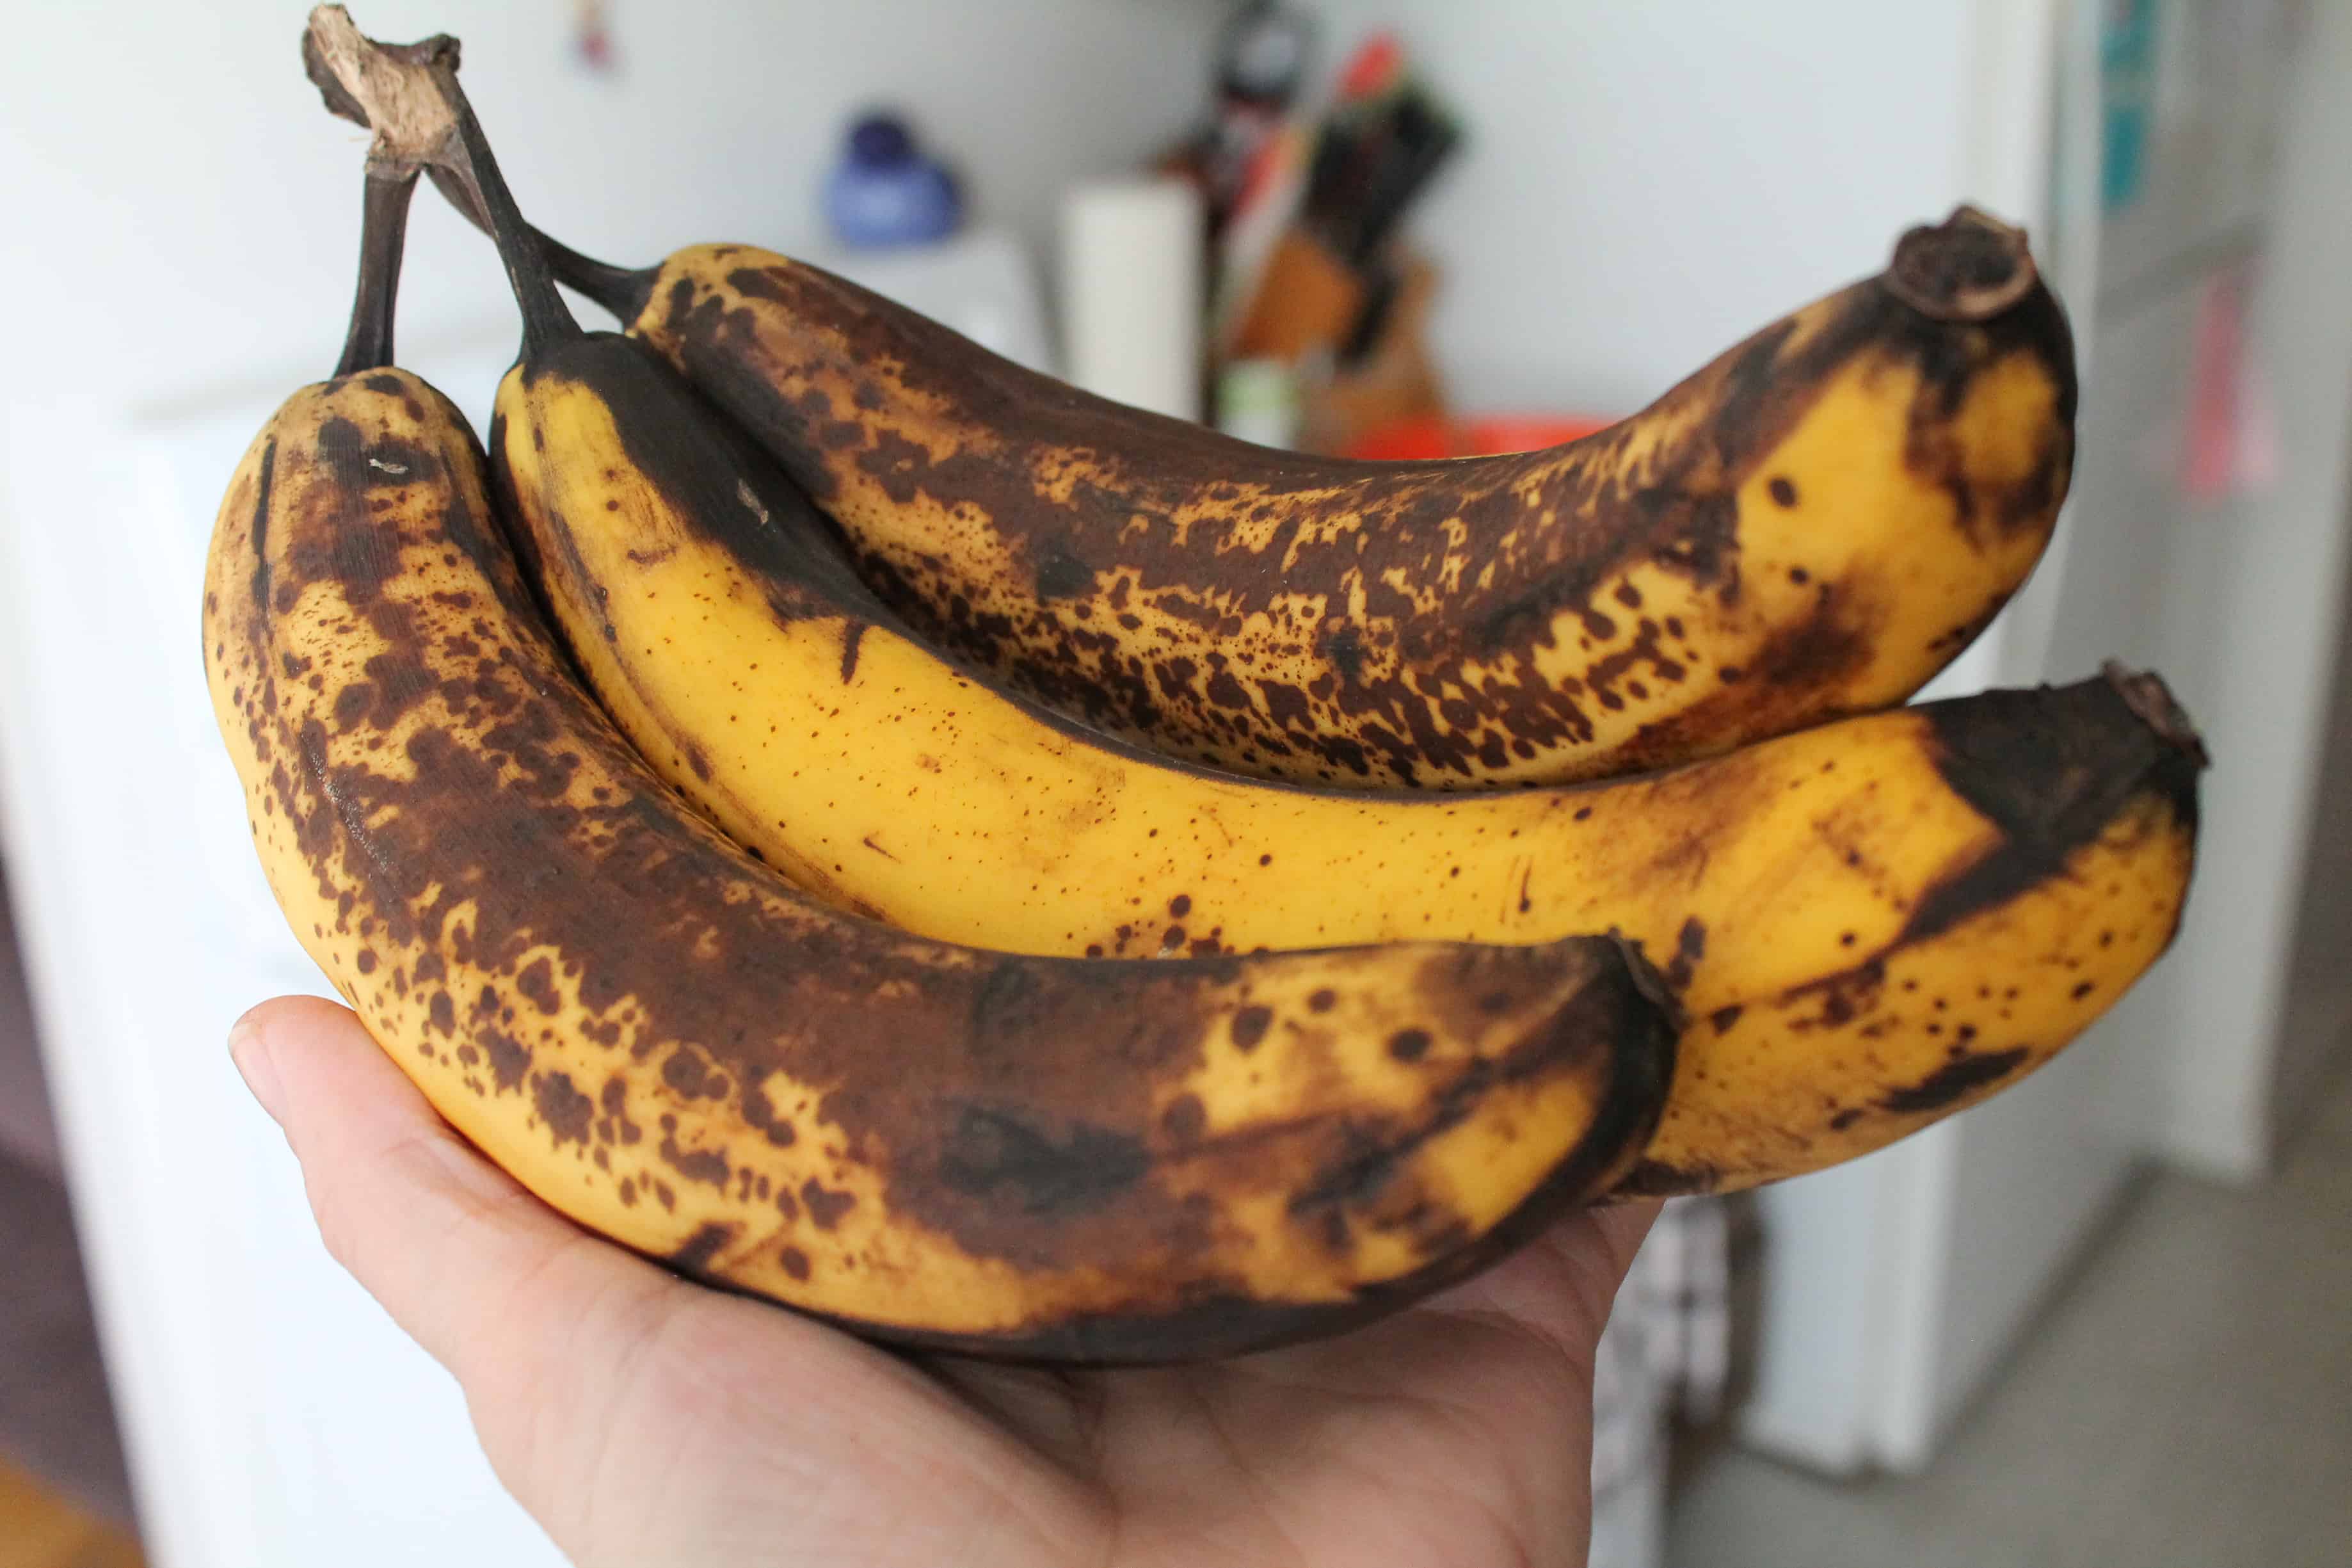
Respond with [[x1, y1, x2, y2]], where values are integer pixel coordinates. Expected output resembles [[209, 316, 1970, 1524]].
[[935, 1102, 1152, 1229], [1877, 1046, 2032, 1116], [208, 373, 1678, 1363], [666, 1222, 739, 1274], [246, 437, 277, 614], [517, 336, 900, 625], [620, 220, 2075, 790], [1617, 580, 1882, 771], [533, 1070, 595, 1146]]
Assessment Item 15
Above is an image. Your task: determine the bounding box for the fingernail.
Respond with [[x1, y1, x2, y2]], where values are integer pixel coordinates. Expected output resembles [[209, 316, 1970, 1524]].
[[229, 1011, 287, 1125]]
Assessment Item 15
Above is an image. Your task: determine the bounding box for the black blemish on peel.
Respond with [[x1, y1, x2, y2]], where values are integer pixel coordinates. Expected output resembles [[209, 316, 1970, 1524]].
[[937, 1103, 1150, 1220], [247, 437, 278, 614], [1904, 673, 2200, 947], [665, 1221, 737, 1274], [1033, 541, 1093, 600], [525, 334, 895, 620], [1879, 1047, 2030, 1116]]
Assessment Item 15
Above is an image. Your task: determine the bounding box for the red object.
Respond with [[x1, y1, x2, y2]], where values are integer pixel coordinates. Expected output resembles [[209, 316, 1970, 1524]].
[[1344, 414, 1615, 461], [573, 0, 613, 70], [1338, 32, 1404, 100]]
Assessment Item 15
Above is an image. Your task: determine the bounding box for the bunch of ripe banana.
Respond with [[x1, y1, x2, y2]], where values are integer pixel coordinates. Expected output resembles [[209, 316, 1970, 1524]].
[[203, 10, 2204, 1363]]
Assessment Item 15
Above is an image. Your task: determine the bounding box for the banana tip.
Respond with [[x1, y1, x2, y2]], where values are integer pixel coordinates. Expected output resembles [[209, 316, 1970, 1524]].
[[1884, 204, 2038, 322], [2101, 661, 2210, 771], [1606, 931, 1688, 1034]]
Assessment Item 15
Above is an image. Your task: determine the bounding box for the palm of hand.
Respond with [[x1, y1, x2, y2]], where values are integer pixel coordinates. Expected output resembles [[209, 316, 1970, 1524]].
[[236, 996, 1655, 1568]]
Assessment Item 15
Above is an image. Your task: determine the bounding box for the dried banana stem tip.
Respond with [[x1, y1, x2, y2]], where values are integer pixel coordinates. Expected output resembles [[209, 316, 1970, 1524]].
[[2101, 662, 2211, 770], [1883, 204, 2038, 321], [303, 4, 460, 172]]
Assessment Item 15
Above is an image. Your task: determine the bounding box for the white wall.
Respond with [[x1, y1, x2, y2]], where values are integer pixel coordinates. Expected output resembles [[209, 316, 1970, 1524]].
[[1302, 0, 1976, 417]]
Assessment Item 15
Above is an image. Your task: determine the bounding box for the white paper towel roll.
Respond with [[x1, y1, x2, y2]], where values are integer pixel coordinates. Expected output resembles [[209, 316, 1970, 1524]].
[[1058, 176, 1204, 422]]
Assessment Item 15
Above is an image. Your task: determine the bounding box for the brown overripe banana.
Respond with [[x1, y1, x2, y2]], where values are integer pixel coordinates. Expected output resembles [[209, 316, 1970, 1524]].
[[512, 205, 2076, 790], [201, 142, 1677, 1363], [471, 147, 2202, 1199]]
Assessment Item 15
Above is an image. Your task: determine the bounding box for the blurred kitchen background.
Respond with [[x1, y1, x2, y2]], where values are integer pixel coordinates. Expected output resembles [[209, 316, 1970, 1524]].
[[1, 3, 2348, 1565]]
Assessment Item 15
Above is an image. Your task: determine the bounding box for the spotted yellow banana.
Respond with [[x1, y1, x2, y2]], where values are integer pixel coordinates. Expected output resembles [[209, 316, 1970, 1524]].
[[514, 205, 2075, 790]]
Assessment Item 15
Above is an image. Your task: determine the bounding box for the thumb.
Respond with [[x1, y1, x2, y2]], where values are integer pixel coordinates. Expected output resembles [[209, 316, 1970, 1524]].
[[228, 995, 687, 1393], [227, 996, 707, 1532]]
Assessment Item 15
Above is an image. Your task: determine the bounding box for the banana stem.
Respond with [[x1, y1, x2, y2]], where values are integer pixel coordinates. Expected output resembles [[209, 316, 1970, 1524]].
[[303, 5, 580, 352], [333, 166, 419, 378], [543, 233, 657, 323], [298, 11, 682, 327], [433, 71, 582, 353], [536, 223, 658, 323], [417, 164, 657, 323], [1883, 205, 2040, 321]]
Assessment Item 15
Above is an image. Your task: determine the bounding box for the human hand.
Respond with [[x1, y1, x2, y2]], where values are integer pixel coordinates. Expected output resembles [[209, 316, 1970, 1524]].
[[231, 995, 1660, 1567]]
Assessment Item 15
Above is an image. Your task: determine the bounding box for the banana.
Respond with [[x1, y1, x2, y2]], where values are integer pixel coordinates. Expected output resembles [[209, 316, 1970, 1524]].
[[202, 156, 1677, 1362], [521, 204, 2076, 790], [486, 240, 2197, 1200]]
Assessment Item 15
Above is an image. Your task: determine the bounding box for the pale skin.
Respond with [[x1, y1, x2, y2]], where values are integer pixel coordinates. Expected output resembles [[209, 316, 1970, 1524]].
[[230, 995, 1660, 1567]]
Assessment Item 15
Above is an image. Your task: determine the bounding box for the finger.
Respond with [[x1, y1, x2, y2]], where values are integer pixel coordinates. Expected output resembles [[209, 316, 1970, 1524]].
[[228, 995, 689, 1395], [1583, 1197, 1667, 1287], [1423, 1197, 1664, 1356]]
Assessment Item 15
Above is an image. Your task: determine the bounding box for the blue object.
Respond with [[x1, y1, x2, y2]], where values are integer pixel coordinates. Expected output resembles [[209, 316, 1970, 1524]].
[[823, 111, 963, 249], [2100, 0, 2156, 214]]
